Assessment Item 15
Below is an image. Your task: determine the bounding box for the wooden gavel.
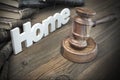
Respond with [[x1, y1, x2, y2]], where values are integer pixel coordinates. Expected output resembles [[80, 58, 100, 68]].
[[61, 7, 117, 63]]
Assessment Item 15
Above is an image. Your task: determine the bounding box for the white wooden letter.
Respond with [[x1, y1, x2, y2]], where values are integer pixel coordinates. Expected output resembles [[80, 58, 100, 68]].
[[10, 22, 33, 54], [31, 23, 44, 42], [60, 8, 70, 25]]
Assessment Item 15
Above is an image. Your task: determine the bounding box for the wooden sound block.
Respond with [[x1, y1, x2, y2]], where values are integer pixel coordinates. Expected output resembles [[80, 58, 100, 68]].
[[61, 37, 98, 63]]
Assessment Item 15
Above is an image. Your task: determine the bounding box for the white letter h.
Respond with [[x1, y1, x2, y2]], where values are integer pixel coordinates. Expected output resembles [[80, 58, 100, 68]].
[[10, 22, 33, 54]]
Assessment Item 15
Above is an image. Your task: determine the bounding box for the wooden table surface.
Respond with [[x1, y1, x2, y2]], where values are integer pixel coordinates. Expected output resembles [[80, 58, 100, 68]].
[[9, 0, 120, 80]]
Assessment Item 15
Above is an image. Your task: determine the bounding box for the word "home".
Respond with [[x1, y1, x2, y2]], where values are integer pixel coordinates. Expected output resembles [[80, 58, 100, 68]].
[[10, 8, 70, 54]]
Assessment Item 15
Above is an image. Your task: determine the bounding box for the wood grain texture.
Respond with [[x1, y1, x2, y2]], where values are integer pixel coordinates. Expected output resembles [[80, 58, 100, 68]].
[[9, 0, 120, 80]]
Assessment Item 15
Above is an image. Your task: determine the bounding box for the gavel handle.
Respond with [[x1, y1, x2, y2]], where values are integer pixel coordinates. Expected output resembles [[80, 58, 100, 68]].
[[92, 14, 117, 27]]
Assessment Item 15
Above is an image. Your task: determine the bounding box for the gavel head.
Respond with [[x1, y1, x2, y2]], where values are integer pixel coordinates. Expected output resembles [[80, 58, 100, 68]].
[[69, 7, 96, 49]]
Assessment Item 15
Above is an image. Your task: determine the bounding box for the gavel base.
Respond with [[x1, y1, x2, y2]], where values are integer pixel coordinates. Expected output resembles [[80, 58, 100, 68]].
[[61, 37, 97, 63]]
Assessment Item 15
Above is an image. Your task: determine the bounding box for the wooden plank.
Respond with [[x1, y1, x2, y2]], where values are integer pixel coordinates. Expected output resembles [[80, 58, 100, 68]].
[[76, 49, 120, 80], [12, 19, 120, 80]]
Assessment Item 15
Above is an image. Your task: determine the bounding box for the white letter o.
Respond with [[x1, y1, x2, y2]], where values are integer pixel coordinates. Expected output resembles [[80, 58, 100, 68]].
[[31, 23, 44, 42]]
